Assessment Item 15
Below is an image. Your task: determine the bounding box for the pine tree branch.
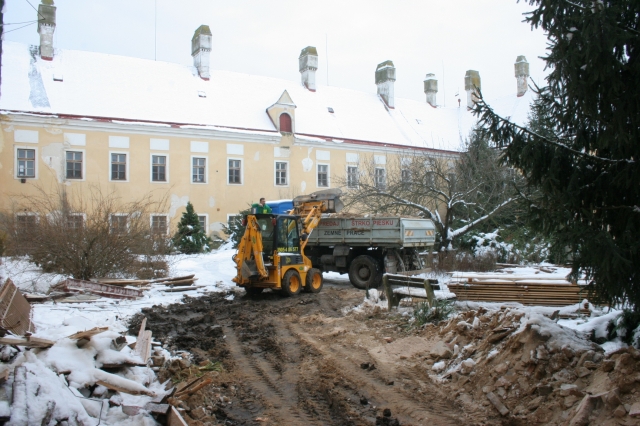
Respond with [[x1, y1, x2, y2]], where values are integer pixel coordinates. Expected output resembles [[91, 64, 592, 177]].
[[560, 0, 640, 36], [475, 97, 633, 164]]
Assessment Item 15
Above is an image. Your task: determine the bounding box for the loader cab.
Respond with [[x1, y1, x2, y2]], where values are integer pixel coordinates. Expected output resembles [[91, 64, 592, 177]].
[[252, 214, 301, 261]]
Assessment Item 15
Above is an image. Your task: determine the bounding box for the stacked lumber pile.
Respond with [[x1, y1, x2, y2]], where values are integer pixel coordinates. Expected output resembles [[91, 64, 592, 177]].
[[95, 274, 204, 292], [447, 272, 592, 306]]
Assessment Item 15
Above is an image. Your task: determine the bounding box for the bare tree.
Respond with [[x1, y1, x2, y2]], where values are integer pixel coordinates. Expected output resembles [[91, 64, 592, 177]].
[[0, 184, 171, 280], [337, 132, 521, 251]]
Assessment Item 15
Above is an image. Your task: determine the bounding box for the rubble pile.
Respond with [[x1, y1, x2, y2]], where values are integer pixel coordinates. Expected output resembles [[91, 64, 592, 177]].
[[424, 307, 640, 425]]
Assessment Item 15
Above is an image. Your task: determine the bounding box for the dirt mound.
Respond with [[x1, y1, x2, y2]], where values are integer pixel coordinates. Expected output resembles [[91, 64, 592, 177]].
[[424, 306, 640, 425]]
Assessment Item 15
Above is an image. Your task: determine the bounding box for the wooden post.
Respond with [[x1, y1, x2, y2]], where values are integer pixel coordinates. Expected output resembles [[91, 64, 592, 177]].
[[383, 274, 393, 311], [423, 279, 435, 308]]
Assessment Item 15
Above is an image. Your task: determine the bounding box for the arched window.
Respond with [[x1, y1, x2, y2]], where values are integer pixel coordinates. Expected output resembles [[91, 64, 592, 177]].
[[279, 113, 292, 133]]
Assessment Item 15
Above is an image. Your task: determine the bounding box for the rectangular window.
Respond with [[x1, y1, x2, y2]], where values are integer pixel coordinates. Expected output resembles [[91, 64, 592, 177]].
[[229, 159, 242, 184], [66, 151, 83, 179], [317, 164, 329, 187], [401, 168, 411, 185], [17, 149, 35, 178], [192, 157, 206, 183], [275, 161, 288, 186], [198, 215, 207, 232], [151, 215, 168, 235], [152, 155, 167, 182], [16, 214, 36, 233], [110, 215, 127, 234], [375, 168, 386, 189], [347, 166, 359, 189], [111, 153, 127, 180], [66, 214, 84, 229]]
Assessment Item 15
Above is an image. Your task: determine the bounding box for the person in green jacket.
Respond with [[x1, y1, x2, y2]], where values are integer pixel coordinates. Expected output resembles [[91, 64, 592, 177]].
[[251, 198, 272, 214]]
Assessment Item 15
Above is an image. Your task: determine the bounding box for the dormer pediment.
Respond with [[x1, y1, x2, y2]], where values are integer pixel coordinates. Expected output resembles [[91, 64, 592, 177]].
[[267, 90, 297, 133]]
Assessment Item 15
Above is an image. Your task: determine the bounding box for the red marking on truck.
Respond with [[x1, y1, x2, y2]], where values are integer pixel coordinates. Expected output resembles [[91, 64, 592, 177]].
[[373, 219, 395, 226], [321, 220, 340, 227], [351, 220, 370, 227]]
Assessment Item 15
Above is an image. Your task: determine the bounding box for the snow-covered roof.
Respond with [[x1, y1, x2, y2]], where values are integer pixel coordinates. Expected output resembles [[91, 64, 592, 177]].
[[0, 41, 535, 152]]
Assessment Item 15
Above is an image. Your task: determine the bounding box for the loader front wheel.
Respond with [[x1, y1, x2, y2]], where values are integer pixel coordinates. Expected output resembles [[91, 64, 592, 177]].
[[282, 270, 302, 296], [348, 255, 381, 289], [304, 268, 323, 293]]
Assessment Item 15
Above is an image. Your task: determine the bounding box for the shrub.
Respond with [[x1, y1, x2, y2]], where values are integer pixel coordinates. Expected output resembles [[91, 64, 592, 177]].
[[412, 299, 455, 327], [173, 202, 213, 254], [0, 185, 170, 280]]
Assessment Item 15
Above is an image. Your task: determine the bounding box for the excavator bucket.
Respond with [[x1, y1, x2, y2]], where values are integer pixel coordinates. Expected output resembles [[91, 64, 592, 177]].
[[292, 189, 344, 215]]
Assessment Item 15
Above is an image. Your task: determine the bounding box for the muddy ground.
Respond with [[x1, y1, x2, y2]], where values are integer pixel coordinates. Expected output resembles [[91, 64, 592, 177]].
[[129, 282, 640, 426]]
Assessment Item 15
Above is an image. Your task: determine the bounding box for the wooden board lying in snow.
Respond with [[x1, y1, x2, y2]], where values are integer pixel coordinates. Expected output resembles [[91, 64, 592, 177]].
[[52, 279, 143, 300], [67, 327, 109, 341], [0, 279, 33, 335]]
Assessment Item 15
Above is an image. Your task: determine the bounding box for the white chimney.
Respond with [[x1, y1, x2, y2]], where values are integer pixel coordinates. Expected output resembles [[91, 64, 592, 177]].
[[37, 0, 56, 60], [424, 73, 437, 107], [464, 70, 481, 109], [515, 55, 530, 97], [191, 25, 212, 80], [299, 46, 318, 91], [376, 60, 396, 108]]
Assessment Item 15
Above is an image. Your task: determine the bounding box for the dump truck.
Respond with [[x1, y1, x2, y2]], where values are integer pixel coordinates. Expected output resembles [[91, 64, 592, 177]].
[[232, 190, 341, 296], [290, 191, 437, 289]]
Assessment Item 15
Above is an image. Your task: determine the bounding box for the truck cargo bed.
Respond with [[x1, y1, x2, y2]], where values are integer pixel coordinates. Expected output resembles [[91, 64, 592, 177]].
[[306, 216, 436, 248]]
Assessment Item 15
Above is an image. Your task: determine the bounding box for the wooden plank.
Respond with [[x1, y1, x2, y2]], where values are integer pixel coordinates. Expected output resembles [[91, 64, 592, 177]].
[[0, 279, 33, 335], [11, 366, 27, 424], [161, 285, 205, 293], [67, 327, 109, 341], [156, 278, 197, 286], [174, 377, 212, 398], [94, 369, 155, 396], [0, 337, 54, 348], [150, 274, 195, 284], [95, 380, 155, 396], [134, 318, 151, 364], [168, 406, 188, 426]]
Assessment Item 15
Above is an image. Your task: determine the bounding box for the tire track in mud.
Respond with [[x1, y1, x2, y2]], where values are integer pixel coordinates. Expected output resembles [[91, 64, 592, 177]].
[[289, 323, 461, 425], [222, 322, 326, 426]]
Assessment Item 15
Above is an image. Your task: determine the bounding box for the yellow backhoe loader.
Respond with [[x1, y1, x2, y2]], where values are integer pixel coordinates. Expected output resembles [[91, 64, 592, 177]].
[[232, 189, 343, 296]]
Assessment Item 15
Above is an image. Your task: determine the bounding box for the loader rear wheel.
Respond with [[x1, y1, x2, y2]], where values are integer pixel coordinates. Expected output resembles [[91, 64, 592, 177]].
[[348, 255, 381, 290], [282, 270, 302, 296], [304, 268, 323, 293]]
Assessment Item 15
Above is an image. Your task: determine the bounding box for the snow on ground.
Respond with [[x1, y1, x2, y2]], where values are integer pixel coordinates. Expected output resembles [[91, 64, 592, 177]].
[[0, 251, 630, 424]]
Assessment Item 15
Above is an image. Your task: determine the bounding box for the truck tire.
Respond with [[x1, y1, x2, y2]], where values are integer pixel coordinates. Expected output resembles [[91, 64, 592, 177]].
[[282, 269, 302, 296], [348, 255, 381, 289], [304, 268, 323, 293]]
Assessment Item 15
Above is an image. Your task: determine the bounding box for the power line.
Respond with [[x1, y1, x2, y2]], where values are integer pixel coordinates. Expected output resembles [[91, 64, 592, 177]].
[[1, 19, 40, 26], [24, 0, 45, 21], [3, 22, 37, 34]]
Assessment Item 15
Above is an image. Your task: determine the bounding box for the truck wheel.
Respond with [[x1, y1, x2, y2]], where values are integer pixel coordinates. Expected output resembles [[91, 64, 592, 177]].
[[245, 287, 264, 296], [348, 255, 381, 289], [304, 268, 323, 293], [282, 269, 302, 296]]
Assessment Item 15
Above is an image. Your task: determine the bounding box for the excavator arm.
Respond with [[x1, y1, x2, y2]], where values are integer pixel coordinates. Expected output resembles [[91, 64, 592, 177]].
[[232, 215, 269, 283]]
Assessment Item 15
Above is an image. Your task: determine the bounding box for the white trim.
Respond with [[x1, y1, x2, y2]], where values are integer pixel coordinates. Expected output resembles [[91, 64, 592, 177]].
[[64, 132, 86, 146], [109, 151, 130, 182], [346, 164, 359, 189], [374, 155, 386, 165], [226, 143, 244, 155], [14, 145, 38, 180], [150, 214, 170, 235], [149, 138, 170, 150], [190, 141, 209, 153], [316, 150, 330, 161], [190, 155, 208, 184], [150, 153, 169, 184], [346, 152, 359, 163], [109, 136, 130, 149], [109, 213, 129, 233], [317, 163, 330, 188], [227, 157, 243, 185], [274, 160, 289, 187], [14, 129, 38, 143], [197, 214, 209, 234], [64, 148, 86, 182]]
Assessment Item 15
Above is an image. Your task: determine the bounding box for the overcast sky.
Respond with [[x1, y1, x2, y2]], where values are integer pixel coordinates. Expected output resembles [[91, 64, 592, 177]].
[[2, 0, 549, 107]]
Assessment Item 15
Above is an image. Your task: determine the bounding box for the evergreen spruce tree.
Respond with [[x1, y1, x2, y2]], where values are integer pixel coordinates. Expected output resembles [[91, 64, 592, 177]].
[[173, 202, 213, 254], [476, 1, 640, 309]]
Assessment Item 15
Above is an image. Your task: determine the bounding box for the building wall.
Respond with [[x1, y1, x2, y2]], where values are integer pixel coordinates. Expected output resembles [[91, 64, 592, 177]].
[[0, 114, 446, 238]]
